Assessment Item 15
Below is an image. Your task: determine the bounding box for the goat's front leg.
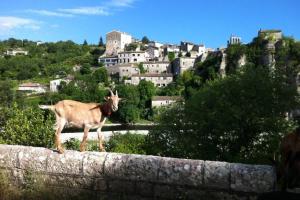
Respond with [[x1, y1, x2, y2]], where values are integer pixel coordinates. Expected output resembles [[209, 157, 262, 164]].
[[97, 126, 106, 152], [80, 127, 90, 152]]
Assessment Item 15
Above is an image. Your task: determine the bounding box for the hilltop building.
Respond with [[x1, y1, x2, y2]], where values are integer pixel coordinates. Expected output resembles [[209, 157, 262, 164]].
[[228, 35, 242, 45], [105, 30, 133, 56]]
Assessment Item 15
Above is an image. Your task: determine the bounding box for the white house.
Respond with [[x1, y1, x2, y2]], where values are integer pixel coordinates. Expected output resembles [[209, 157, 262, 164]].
[[151, 96, 183, 108], [126, 73, 173, 87], [118, 51, 148, 64], [18, 82, 46, 94], [98, 56, 118, 67], [5, 48, 28, 56]]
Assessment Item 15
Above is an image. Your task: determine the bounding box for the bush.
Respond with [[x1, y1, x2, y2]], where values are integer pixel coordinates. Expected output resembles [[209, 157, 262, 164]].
[[106, 132, 146, 154], [0, 104, 54, 148]]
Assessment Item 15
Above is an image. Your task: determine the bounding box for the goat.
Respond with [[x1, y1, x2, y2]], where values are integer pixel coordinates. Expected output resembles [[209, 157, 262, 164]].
[[39, 89, 120, 153]]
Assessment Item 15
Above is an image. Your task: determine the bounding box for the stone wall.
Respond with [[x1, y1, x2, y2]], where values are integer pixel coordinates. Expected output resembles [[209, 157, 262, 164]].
[[0, 144, 276, 199]]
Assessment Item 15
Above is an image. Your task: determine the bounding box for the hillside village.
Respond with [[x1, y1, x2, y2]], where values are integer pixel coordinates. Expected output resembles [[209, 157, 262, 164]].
[[1, 28, 298, 113]]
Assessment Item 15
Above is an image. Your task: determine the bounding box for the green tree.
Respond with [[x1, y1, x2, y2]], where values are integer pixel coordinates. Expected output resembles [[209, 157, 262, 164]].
[[118, 104, 140, 123], [141, 36, 150, 44], [80, 63, 92, 75], [0, 80, 15, 107], [146, 65, 299, 164], [83, 39, 88, 46], [125, 43, 138, 51], [93, 67, 109, 85], [0, 104, 54, 148], [138, 62, 146, 74], [98, 36, 104, 47], [168, 52, 175, 62]]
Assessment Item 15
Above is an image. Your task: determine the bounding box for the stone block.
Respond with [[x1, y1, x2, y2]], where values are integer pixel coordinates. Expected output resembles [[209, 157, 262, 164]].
[[103, 153, 129, 179], [158, 157, 204, 186], [204, 161, 230, 189], [47, 150, 84, 175], [125, 154, 161, 182], [0, 145, 25, 168], [230, 163, 275, 193], [82, 152, 107, 177], [18, 146, 51, 172]]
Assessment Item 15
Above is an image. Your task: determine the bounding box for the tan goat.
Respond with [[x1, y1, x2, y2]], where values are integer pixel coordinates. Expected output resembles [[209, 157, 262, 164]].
[[39, 89, 120, 153]]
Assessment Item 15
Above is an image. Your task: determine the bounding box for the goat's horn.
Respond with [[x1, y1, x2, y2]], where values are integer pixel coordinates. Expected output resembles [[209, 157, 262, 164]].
[[116, 90, 118, 96], [109, 89, 114, 96]]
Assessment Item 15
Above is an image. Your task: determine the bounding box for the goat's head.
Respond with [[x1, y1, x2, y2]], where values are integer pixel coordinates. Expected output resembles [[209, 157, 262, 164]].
[[105, 89, 120, 112]]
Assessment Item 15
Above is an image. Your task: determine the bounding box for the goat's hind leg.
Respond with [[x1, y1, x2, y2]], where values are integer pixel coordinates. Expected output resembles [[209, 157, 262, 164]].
[[97, 127, 106, 152]]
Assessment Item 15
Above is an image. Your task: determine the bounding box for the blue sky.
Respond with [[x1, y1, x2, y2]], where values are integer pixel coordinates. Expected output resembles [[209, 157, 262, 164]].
[[0, 0, 299, 48]]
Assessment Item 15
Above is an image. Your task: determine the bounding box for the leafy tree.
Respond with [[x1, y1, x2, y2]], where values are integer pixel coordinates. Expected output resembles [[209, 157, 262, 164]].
[[80, 63, 92, 75], [93, 67, 109, 85], [226, 44, 247, 74], [168, 52, 175, 62], [141, 36, 150, 44], [146, 65, 299, 164], [138, 62, 146, 74], [125, 43, 138, 51], [0, 80, 15, 107], [0, 104, 54, 148], [118, 104, 140, 123]]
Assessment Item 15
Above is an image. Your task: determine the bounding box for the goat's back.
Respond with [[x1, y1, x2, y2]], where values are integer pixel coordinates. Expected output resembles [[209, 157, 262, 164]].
[[54, 100, 102, 126]]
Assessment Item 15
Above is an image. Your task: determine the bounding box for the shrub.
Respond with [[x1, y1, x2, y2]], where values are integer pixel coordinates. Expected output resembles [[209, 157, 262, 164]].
[[106, 132, 146, 154], [0, 104, 54, 148]]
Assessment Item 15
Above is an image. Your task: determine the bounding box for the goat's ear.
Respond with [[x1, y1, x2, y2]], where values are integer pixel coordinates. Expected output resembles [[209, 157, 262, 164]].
[[104, 96, 110, 101]]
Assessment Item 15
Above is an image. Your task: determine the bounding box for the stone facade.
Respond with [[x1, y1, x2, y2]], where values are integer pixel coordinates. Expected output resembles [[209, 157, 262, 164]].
[[173, 57, 196, 75], [0, 144, 276, 200], [127, 73, 173, 87], [106, 64, 140, 80], [143, 61, 170, 74], [106, 30, 132, 56]]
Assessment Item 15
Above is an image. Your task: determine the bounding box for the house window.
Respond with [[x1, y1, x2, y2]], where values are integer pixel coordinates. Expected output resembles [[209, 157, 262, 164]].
[[133, 54, 135, 56], [128, 59, 130, 62], [138, 54, 140, 56], [134, 58, 137, 62]]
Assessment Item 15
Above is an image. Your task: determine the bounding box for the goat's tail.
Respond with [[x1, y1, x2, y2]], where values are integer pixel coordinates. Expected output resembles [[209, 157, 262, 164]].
[[39, 105, 55, 111]]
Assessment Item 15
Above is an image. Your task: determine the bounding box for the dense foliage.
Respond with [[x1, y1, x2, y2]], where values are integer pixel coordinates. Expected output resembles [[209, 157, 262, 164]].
[[0, 104, 54, 148]]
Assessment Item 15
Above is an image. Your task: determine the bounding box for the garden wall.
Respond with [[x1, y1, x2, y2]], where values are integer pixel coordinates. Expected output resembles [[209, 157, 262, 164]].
[[0, 144, 276, 199]]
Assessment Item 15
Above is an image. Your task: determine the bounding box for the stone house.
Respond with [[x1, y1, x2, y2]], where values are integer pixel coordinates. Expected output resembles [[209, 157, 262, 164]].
[[106, 30, 133, 56], [50, 76, 73, 92], [173, 57, 196, 75], [107, 64, 140, 80], [142, 61, 170, 74], [125, 73, 173, 87]]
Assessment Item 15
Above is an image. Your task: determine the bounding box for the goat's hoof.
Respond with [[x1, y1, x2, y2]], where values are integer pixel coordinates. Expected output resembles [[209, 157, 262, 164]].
[[57, 147, 65, 154], [79, 148, 85, 152], [100, 149, 106, 152]]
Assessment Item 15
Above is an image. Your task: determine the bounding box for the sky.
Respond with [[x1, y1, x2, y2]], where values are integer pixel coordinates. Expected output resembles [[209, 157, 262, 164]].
[[0, 0, 299, 48]]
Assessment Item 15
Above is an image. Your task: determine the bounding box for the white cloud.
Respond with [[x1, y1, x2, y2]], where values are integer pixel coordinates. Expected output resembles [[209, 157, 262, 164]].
[[108, 0, 136, 7], [26, 9, 74, 17], [58, 6, 110, 16], [0, 16, 41, 34]]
